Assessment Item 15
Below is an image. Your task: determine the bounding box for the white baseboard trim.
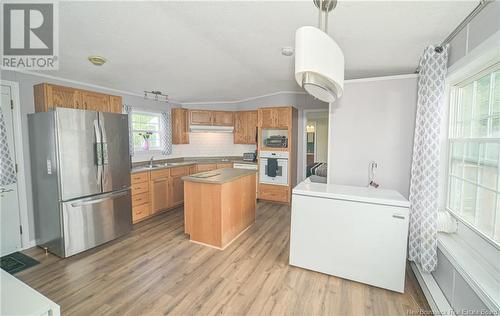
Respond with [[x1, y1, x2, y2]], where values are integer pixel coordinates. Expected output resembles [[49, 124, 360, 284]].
[[410, 261, 455, 316], [21, 240, 37, 251]]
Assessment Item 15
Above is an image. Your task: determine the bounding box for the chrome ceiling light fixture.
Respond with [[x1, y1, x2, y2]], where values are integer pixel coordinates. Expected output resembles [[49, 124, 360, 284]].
[[295, 0, 344, 103]]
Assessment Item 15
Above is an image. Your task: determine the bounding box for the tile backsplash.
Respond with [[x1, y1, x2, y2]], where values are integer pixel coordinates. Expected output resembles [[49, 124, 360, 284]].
[[132, 132, 256, 162]]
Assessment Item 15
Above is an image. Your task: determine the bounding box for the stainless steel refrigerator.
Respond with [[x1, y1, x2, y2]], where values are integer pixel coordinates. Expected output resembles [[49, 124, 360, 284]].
[[29, 108, 132, 257]]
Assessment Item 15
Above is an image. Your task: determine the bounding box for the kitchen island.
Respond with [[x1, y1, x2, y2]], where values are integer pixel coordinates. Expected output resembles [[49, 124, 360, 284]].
[[183, 168, 257, 249]]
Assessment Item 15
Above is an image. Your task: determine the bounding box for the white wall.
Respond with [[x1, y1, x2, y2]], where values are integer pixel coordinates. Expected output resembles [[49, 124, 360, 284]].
[[328, 75, 418, 198]]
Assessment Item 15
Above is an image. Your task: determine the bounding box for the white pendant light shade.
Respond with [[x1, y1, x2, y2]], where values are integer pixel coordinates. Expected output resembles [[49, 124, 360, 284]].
[[295, 26, 344, 103]]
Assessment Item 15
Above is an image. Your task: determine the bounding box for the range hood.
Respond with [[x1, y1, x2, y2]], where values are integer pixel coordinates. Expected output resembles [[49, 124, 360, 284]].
[[189, 125, 234, 133]]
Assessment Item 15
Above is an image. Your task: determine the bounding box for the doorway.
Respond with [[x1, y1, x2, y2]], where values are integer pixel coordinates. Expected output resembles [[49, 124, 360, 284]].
[[303, 111, 329, 178], [1, 81, 27, 256]]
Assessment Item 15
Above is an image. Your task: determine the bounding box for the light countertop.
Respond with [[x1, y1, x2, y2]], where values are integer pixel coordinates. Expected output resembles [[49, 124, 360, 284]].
[[182, 168, 257, 184], [130, 156, 257, 174]]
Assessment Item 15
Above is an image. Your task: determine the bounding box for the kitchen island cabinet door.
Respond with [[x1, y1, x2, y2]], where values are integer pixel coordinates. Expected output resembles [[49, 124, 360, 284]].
[[150, 177, 170, 214]]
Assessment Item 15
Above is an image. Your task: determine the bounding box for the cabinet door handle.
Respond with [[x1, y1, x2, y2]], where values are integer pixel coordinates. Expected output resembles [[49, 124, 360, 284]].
[[392, 214, 405, 220]]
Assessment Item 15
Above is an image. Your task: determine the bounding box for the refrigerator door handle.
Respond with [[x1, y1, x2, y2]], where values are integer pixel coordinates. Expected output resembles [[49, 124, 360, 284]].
[[70, 189, 129, 207], [98, 115, 109, 196], [98, 115, 109, 165], [94, 119, 103, 188]]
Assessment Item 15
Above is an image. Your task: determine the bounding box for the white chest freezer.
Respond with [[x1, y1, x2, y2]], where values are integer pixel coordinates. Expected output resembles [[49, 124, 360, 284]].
[[289, 180, 410, 293]]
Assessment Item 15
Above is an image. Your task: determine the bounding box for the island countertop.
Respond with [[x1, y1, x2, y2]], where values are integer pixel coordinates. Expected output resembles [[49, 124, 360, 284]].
[[182, 168, 257, 184]]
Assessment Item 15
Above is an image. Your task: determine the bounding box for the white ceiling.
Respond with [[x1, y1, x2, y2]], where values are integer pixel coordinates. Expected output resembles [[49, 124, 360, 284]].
[[39, 1, 478, 103]]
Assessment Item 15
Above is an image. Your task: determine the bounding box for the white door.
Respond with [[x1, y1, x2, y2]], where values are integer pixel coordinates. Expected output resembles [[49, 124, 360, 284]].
[[0, 85, 22, 256]]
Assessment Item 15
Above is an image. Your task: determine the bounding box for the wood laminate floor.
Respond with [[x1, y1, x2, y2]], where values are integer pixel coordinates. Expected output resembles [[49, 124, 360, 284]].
[[18, 202, 430, 316]]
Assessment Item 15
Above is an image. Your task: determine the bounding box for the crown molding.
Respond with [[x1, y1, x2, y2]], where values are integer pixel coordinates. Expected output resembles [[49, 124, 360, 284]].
[[1, 68, 183, 104], [2, 68, 418, 105]]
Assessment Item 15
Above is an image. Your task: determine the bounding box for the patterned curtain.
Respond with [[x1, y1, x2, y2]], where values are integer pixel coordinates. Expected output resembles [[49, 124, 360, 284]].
[[160, 110, 173, 155], [123, 104, 134, 157], [0, 107, 16, 186], [408, 45, 449, 272]]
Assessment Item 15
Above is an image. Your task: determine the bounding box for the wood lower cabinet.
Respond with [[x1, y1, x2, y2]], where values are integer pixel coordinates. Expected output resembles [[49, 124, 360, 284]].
[[216, 163, 233, 169], [150, 169, 171, 214], [172, 108, 189, 144], [258, 184, 289, 204], [34, 83, 122, 113], [170, 166, 189, 207], [196, 163, 217, 172], [188, 165, 197, 174], [131, 171, 151, 223], [130, 166, 192, 223]]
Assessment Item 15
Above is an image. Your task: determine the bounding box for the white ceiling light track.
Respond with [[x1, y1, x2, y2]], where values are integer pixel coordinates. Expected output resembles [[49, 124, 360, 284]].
[[295, 0, 344, 103]]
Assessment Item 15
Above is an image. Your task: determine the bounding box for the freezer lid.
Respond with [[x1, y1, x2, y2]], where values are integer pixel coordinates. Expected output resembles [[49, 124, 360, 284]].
[[292, 180, 410, 208], [56, 108, 102, 201]]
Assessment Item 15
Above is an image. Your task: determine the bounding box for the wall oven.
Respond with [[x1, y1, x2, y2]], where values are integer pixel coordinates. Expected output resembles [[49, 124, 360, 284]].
[[259, 151, 288, 186]]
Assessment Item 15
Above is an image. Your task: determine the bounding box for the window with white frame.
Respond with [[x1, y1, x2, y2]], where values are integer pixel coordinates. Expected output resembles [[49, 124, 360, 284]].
[[131, 112, 162, 151], [447, 63, 500, 244]]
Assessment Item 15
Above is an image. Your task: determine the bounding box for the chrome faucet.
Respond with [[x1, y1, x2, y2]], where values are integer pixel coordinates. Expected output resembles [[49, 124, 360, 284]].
[[149, 156, 154, 168]]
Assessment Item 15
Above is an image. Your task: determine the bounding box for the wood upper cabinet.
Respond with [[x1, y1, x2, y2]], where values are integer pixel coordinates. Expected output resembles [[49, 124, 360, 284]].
[[109, 95, 123, 113], [275, 107, 291, 128], [212, 111, 233, 126], [246, 111, 258, 144], [258, 107, 291, 128], [190, 110, 212, 125], [189, 110, 234, 126], [34, 84, 83, 111], [82, 91, 110, 111], [172, 108, 189, 144], [234, 111, 257, 144], [34, 83, 122, 113], [258, 108, 276, 128]]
